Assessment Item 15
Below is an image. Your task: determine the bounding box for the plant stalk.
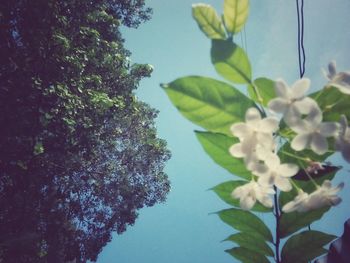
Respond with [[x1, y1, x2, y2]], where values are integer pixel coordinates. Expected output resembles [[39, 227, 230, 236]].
[[274, 186, 281, 263]]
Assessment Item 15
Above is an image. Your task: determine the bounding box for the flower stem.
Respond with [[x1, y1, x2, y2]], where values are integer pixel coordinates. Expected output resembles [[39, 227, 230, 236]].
[[279, 150, 310, 162], [273, 186, 281, 263]]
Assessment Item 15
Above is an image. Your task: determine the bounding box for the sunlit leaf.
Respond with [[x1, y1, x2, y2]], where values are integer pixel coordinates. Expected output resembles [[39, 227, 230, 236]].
[[224, 233, 274, 256], [162, 76, 255, 135], [223, 0, 250, 34], [248, 77, 276, 106], [211, 39, 252, 84], [192, 4, 226, 39], [212, 181, 272, 212], [281, 230, 336, 263], [195, 131, 251, 179], [217, 208, 273, 242], [226, 247, 269, 263]]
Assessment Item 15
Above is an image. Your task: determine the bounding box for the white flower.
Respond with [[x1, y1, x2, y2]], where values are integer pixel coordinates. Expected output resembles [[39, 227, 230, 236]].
[[268, 78, 316, 126], [229, 107, 278, 160], [305, 180, 344, 210], [255, 153, 299, 192], [282, 190, 310, 213], [323, 61, 350, 95], [290, 105, 339, 155], [282, 180, 344, 213], [231, 180, 275, 210], [335, 115, 350, 163]]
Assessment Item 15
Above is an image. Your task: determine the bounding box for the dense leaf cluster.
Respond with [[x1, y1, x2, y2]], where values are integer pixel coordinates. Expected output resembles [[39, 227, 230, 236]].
[[0, 0, 170, 262]]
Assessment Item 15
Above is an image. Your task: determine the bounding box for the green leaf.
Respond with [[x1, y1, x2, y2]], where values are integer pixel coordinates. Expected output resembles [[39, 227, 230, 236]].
[[195, 131, 251, 179], [226, 247, 269, 263], [311, 87, 350, 121], [211, 39, 252, 84], [223, 0, 250, 34], [224, 233, 274, 256], [281, 230, 336, 263], [192, 4, 226, 39], [279, 207, 329, 239], [248, 78, 276, 106], [217, 208, 273, 242], [212, 181, 272, 212], [162, 76, 255, 135]]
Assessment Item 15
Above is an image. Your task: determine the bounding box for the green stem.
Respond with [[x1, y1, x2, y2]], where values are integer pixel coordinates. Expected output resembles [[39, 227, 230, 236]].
[[279, 150, 310, 162], [273, 186, 281, 263]]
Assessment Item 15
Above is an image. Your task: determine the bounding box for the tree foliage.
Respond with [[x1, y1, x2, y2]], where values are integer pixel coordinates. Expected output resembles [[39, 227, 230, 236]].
[[0, 0, 170, 262]]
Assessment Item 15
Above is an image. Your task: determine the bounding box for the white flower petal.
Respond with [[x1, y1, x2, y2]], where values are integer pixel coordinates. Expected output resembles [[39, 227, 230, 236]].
[[258, 175, 274, 186], [256, 133, 275, 151], [275, 79, 289, 99], [241, 135, 257, 155], [311, 133, 328, 155], [240, 195, 256, 210], [305, 104, 322, 127], [291, 133, 311, 151], [258, 195, 273, 208], [264, 153, 280, 169], [279, 163, 299, 177], [319, 122, 339, 137], [290, 78, 310, 99], [293, 97, 318, 115], [268, 98, 288, 114], [229, 143, 245, 158], [245, 107, 261, 126], [275, 177, 292, 192], [259, 117, 279, 133], [231, 123, 251, 138]]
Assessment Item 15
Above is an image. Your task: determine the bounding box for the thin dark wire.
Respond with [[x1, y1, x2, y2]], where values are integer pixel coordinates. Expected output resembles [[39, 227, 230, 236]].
[[296, 0, 306, 78], [300, 0, 306, 77], [296, 0, 302, 78]]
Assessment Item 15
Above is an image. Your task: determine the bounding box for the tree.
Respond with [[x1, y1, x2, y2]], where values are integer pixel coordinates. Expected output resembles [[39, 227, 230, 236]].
[[0, 0, 170, 262]]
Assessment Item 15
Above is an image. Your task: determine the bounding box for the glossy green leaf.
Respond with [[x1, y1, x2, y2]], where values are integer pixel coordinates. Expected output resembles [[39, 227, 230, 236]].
[[217, 208, 273, 242], [311, 87, 350, 121], [162, 76, 255, 135], [211, 39, 252, 84], [226, 247, 269, 263], [212, 181, 272, 212], [279, 207, 329, 239], [192, 4, 226, 39], [281, 230, 336, 263], [224, 233, 274, 256], [248, 78, 276, 106], [195, 131, 251, 179], [223, 0, 250, 34]]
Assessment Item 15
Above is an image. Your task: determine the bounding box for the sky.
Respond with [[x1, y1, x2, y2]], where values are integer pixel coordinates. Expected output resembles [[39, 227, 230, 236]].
[[97, 1, 350, 262]]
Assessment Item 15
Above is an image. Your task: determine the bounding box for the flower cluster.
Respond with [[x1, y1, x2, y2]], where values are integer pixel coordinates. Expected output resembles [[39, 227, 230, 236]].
[[229, 61, 349, 213]]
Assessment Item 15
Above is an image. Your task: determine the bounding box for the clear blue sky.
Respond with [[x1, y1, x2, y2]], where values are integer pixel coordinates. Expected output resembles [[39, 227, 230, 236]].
[[97, 1, 350, 262]]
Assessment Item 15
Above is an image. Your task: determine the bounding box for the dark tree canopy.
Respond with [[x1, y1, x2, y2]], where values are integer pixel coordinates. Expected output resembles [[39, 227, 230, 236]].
[[0, 0, 170, 262]]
